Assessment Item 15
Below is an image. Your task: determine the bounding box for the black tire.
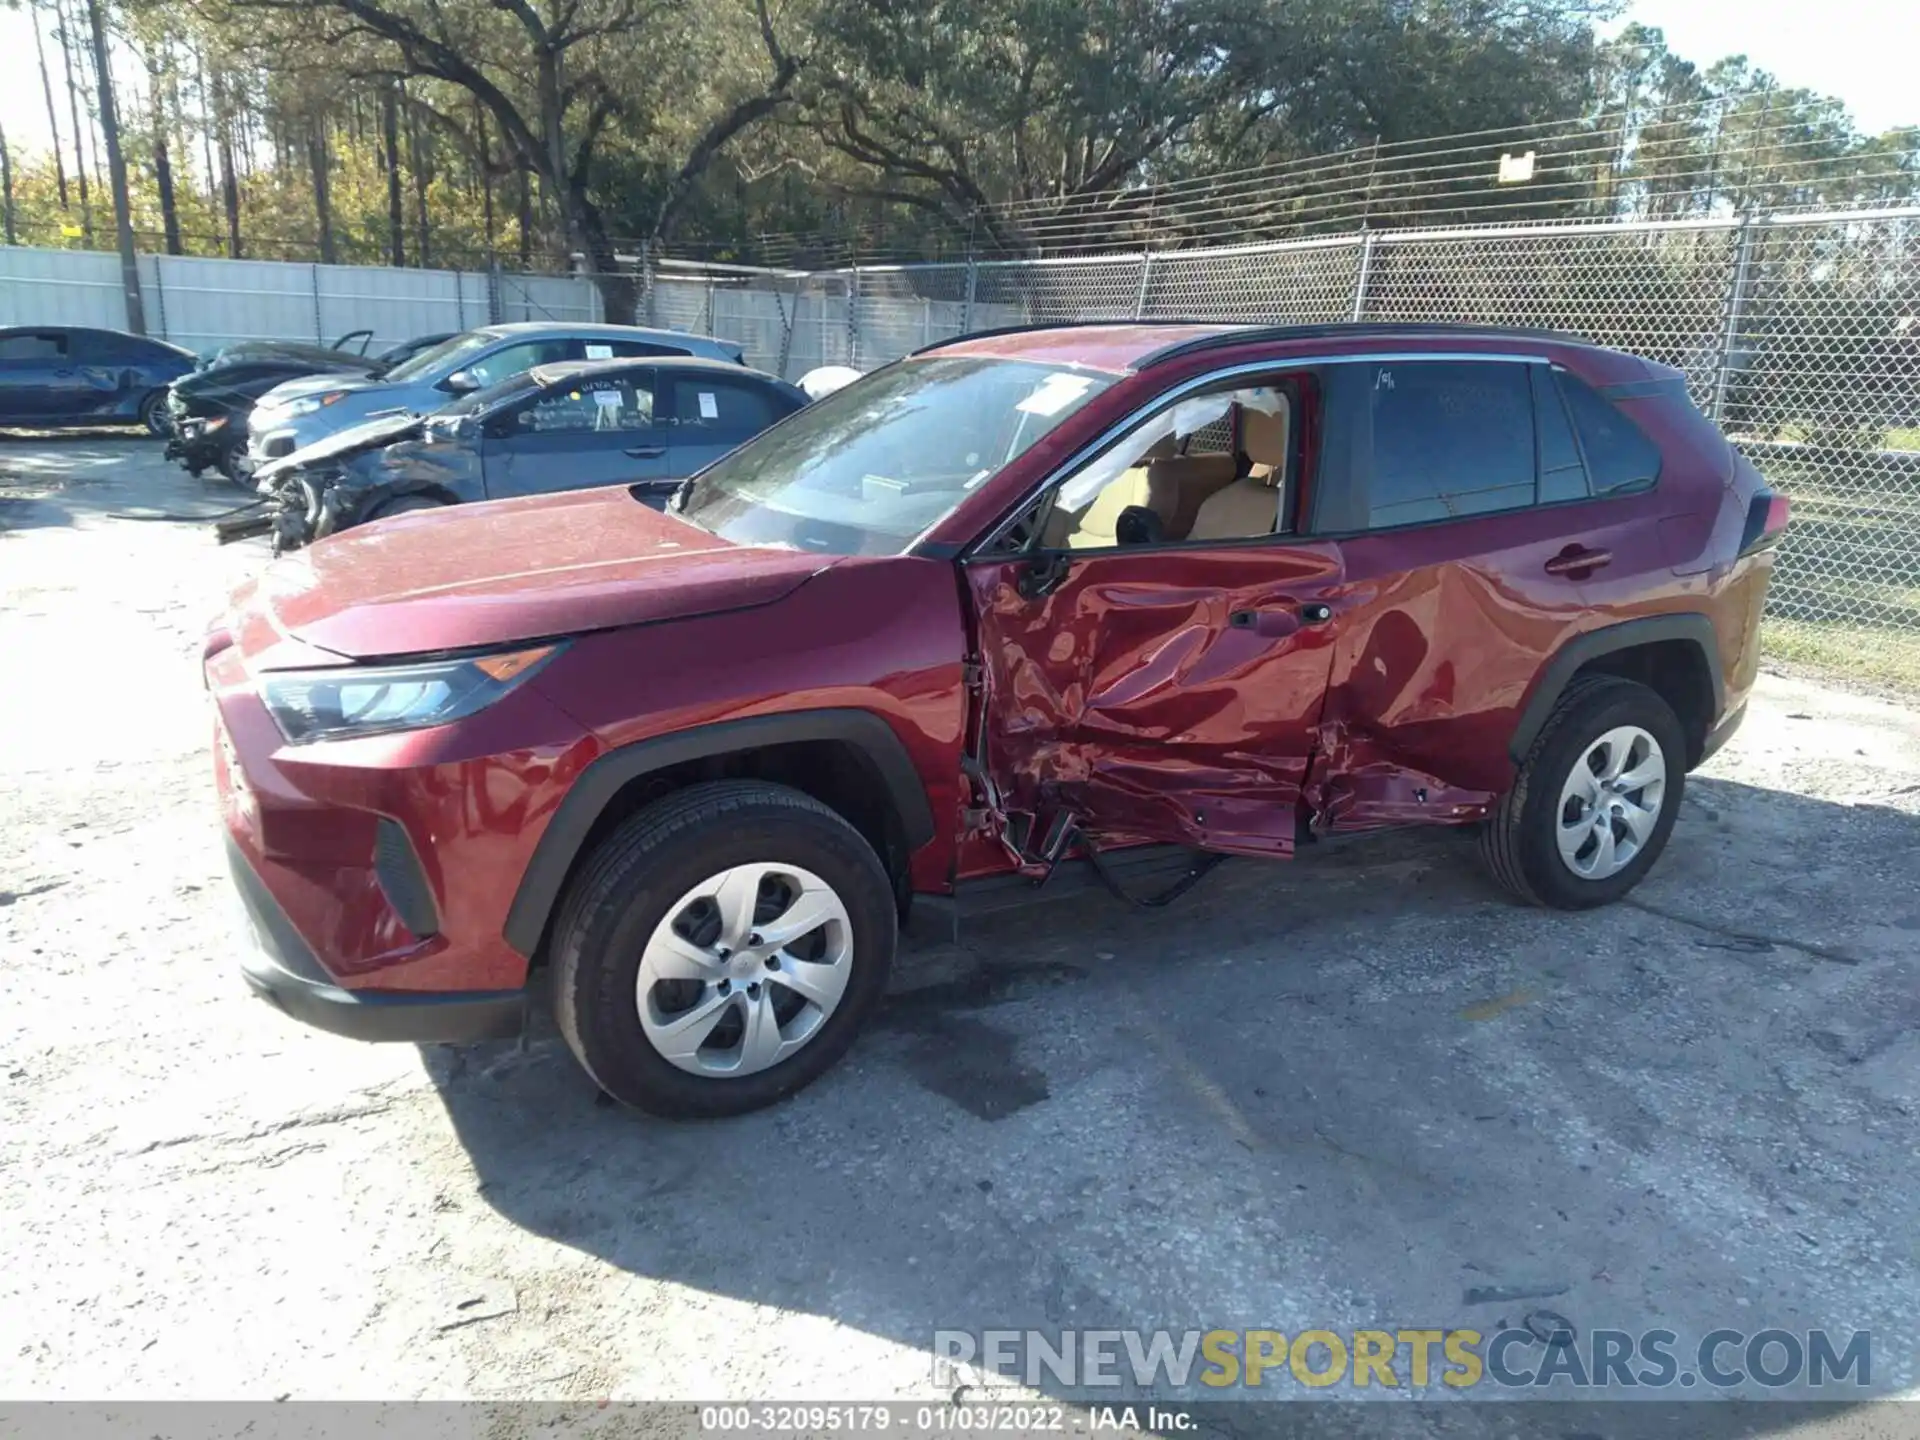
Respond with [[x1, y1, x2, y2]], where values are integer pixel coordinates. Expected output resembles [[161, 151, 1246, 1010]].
[[1479, 674, 1686, 910], [551, 780, 897, 1119], [138, 390, 171, 438]]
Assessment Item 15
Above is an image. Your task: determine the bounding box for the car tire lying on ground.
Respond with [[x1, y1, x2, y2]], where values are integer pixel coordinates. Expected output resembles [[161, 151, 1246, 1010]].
[[1480, 674, 1686, 910], [551, 780, 898, 1119]]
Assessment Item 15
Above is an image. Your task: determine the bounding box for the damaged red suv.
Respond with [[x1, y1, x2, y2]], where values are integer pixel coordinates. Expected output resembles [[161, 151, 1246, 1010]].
[[209, 322, 1787, 1117]]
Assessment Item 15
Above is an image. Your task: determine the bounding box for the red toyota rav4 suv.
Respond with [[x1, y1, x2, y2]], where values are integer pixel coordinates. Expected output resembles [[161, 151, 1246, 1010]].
[[208, 322, 1787, 1117]]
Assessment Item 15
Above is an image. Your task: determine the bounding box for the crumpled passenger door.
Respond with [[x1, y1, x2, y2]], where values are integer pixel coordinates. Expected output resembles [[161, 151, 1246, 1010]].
[[964, 541, 1346, 859]]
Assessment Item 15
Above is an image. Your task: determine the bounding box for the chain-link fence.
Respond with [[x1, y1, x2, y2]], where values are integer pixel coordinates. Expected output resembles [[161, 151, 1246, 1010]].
[[688, 207, 1910, 635]]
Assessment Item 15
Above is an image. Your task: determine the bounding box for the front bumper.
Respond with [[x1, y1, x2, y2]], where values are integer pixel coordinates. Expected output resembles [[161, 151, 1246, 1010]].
[[247, 426, 301, 466], [230, 836, 525, 1044], [1697, 699, 1748, 766]]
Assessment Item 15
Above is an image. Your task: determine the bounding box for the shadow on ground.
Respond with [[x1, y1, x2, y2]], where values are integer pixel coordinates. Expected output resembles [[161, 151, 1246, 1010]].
[[422, 774, 1919, 1424], [0, 432, 251, 532]]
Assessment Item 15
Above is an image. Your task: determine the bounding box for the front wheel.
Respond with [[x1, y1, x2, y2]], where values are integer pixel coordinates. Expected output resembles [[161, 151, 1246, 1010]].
[[1479, 675, 1685, 910], [551, 780, 897, 1118], [138, 390, 171, 438]]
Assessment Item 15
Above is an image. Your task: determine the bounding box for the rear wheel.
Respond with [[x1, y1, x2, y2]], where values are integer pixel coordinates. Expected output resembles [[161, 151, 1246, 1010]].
[[551, 780, 896, 1118], [1480, 675, 1685, 910], [137, 390, 170, 438]]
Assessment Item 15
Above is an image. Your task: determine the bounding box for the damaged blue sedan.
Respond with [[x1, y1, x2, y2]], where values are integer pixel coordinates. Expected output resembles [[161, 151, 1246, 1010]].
[[221, 356, 807, 551]]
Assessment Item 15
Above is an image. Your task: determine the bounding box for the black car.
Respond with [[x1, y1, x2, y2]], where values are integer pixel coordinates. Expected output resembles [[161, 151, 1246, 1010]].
[[223, 356, 807, 551], [168, 332, 457, 481], [0, 326, 197, 435]]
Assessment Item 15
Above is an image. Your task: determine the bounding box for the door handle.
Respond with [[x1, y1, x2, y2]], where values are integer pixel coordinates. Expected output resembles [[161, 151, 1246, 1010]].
[[1228, 601, 1332, 636], [1544, 545, 1612, 577], [624, 445, 665, 459]]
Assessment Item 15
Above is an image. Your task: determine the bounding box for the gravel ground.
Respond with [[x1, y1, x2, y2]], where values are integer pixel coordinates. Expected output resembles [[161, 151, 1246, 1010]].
[[2, 437, 1917, 1424]]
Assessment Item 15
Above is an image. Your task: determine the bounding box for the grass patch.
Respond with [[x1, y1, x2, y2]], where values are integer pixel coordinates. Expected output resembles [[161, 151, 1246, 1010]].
[[1761, 617, 1920, 694]]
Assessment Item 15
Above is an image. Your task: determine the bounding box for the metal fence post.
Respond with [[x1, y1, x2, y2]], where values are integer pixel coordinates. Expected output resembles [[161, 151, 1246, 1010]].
[[1132, 250, 1155, 318], [311, 264, 324, 343], [486, 259, 504, 324], [775, 279, 796, 379], [148, 256, 168, 341], [848, 265, 860, 366], [1711, 217, 1758, 424], [1351, 233, 1377, 322], [962, 255, 978, 334]]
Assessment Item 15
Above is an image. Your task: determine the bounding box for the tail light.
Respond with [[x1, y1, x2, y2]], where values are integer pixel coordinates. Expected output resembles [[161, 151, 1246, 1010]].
[[1737, 490, 1789, 556]]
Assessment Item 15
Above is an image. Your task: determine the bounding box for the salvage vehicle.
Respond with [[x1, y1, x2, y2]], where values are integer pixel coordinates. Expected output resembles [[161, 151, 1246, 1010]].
[[243, 322, 746, 469], [168, 332, 456, 482], [196, 330, 453, 374], [208, 321, 1787, 1118], [220, 357, 807, 551], [0, 326, 195, 435]]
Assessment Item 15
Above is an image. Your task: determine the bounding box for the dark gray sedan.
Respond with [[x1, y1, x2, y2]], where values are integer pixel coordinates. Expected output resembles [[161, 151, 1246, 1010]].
[[229, 357, 807, 552]]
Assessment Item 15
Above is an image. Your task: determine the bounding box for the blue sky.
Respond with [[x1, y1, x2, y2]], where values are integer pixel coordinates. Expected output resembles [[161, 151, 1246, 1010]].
[[0, 1, 1911, 161]]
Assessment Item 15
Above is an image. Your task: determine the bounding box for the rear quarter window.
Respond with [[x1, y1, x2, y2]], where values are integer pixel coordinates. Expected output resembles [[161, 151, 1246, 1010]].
[[1558, 372, 1662, 495]]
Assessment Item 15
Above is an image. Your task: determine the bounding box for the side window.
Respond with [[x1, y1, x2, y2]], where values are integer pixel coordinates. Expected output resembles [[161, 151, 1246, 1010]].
[[603, 340, 681, 360], [502, 375, 657, 436], [1032, 382, 1295, 551], [462, 339, 579, 389], [1533, 366, 1590, 504], [0, 332, 68, 361], [1558, 372, 1662, 495], [1366, 361, 1535, 529], [71, 329, 171, 364], [670, 378, 780, 433]]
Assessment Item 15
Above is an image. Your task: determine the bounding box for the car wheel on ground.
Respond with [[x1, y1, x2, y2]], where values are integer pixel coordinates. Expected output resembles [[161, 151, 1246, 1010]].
[[1479, 674, 1685, 910], [138, 390, 171, 438], [550, 780, 897, 1119]]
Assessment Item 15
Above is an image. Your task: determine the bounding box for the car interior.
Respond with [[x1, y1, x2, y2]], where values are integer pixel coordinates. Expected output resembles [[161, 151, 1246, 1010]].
[[1042, 382, 1297, 549]]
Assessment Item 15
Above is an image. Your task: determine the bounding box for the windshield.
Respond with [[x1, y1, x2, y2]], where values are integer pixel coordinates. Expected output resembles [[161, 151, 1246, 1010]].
[[382, 330, 501, 383], [675, 357, 1116, 555]]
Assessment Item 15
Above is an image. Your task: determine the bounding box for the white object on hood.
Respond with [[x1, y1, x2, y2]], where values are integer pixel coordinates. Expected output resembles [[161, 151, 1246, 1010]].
[[799, 365, 863, 400]]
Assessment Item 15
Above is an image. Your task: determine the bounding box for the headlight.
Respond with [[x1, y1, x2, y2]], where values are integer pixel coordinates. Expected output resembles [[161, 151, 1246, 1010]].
[[259, 644, 561, 744], [281, 391, 348, 418], [203, 415, 228, 432]]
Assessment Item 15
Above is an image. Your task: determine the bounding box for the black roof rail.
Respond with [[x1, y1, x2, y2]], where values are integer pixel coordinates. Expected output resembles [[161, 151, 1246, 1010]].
[[1135, 321, 1593, 369], [907, 317, 1254, 358], [909, 318, 1595, 365]]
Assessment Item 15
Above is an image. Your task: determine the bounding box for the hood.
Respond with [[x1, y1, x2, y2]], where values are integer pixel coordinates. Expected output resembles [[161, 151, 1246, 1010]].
[[247, 485, 838, 661], [255, 372, 403, 410], [257, 412, 430, 480]]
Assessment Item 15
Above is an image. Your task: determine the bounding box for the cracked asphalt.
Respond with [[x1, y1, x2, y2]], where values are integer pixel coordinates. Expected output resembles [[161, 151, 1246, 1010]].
[[2, 437, 1917, 1427]]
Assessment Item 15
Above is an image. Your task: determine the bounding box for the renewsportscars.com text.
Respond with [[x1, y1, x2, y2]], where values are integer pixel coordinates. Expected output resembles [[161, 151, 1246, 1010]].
[[934, 1327, 1874, 1392]]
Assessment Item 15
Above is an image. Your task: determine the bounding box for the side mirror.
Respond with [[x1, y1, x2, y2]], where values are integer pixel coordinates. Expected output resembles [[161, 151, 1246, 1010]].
[[443, 369, 480, 394]]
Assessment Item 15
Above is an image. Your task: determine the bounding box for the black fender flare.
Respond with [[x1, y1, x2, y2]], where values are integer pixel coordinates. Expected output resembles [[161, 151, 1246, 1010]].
[[1508, 614, 1724, 765], [502, 708, 938, 958]]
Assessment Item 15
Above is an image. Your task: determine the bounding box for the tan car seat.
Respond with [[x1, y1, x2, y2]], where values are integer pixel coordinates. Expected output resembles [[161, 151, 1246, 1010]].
[[1187, 402, 1290, 541], [1049, 436, 1178, 549], [1146, 453, 1240, 540]]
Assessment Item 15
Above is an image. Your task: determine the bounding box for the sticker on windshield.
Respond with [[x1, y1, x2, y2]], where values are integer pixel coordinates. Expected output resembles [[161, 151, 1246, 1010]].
[[1016, 373, 1094, 416], [585, 344, 613, 360], [698, 392, 719, 420]]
